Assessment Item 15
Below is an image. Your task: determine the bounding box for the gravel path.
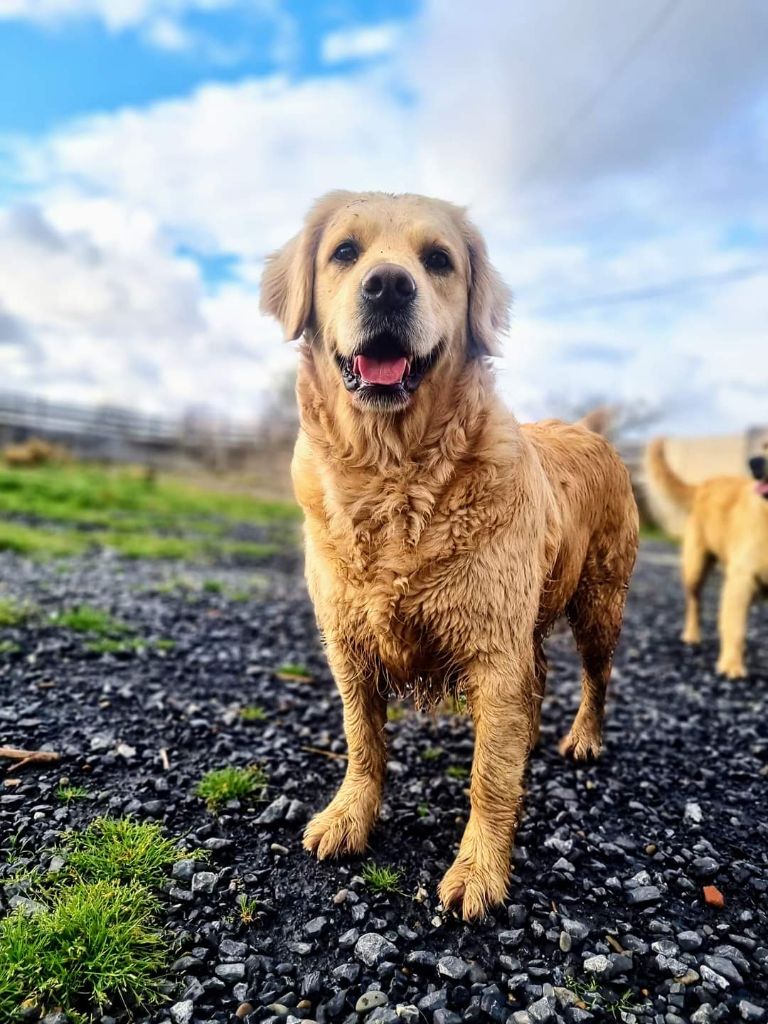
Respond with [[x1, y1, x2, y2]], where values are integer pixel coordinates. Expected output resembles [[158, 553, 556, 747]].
[[1, 542, 766, 1024]]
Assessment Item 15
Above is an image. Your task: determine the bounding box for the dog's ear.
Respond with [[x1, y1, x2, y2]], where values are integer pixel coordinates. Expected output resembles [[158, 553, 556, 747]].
[[260, 232, 314, 340], [260, 191, 353, 340], [464, 221, 511, 358]]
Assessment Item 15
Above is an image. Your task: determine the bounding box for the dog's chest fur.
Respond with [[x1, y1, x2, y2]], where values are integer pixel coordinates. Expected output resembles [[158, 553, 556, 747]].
[[305, 468, 506, 697]]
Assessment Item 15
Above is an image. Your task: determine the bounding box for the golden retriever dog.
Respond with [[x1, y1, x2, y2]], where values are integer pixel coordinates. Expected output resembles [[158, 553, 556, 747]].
[[646, 438, 768, 679], [260, 191, 639, 919]]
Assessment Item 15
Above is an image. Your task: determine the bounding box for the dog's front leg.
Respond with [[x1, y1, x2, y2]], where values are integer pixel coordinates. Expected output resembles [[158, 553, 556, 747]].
[[438, 652, 536, 920], [303, 638, 387, 859]]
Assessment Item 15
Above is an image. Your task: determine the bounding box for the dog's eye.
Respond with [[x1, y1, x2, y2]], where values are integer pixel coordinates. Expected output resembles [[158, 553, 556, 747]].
[[332, 242, 358, 264], [424, 249, 451, 272]]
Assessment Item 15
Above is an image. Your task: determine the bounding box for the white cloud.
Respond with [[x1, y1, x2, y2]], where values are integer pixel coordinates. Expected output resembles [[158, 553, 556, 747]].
[[0, 0, 237, 32], [1, 0, 767, 432], [322, 22, 402, 64]]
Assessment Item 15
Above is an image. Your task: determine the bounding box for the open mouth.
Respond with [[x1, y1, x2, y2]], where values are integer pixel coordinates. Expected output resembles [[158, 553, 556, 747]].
[[749, 456, 768, 499], [335, 334, 441, 409]]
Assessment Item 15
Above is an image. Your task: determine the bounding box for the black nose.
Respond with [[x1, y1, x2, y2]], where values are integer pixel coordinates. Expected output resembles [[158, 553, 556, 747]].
[[749, 455, 766, 480], [361, 263, 416, 311]]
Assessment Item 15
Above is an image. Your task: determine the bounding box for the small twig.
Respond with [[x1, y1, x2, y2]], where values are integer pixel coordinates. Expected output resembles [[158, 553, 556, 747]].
[[0, 746, 60, 771], [159, 747, 170, 771], [300, 745, 348, 761]]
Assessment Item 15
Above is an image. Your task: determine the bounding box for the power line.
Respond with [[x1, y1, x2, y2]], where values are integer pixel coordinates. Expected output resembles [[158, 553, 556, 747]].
[[517, 0, 683, 187]]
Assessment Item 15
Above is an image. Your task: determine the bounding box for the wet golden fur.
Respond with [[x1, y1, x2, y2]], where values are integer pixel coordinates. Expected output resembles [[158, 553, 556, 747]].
[[261, 191, 639, 919], [646, 438, 768, 679]]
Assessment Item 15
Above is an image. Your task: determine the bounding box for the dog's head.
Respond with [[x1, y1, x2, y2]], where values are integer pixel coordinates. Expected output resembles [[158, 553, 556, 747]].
[[260, 191, 510, 412]]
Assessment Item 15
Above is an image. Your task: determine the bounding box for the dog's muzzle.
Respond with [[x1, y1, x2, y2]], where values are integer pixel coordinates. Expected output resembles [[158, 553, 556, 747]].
[[749, 455, 768, 499]]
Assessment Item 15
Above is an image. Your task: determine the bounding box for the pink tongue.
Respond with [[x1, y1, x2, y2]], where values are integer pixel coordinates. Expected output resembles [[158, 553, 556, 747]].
[[354, 354, 408, 385], [756, 481, 768, 496]]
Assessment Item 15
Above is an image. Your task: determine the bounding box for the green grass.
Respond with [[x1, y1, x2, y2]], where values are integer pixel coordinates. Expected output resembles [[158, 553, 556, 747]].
[[0, 597, 32, 628], [0, 462, 299, 562], [61, 817, 182, 889], [421, 746, 443, 762], [237, 894, 260, 924], [56, 785, 88, 803], [386, 704, 407, 723], [416, 803, 430, 818], [0, 463, 300, 529], [52, 605, 129, 636], [239, 705, 268, 723], [0, 639, 21, 655], [275, 662, 313, 680], [0, 879, 167, 1022], [0, 817, 184, 1022], [361, 862, 405, 895], [195, 765, 267, 812], [202, 579, 224, 593], [446, 765, 469, 780]]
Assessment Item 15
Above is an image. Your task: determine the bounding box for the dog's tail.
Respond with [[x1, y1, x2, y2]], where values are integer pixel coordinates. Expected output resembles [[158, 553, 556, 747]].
[[644, 437, 695, 537]]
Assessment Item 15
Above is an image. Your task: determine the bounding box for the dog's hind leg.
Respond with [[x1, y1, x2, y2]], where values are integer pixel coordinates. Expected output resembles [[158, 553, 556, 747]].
[[559, 576, 628, 761], [681, 526, 711, 645], [530, 636, 547, 748]]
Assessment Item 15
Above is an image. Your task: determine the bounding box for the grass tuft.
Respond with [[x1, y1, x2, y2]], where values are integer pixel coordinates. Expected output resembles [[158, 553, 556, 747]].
[[52, 605, 129, 637], [0, 879, 166, 1022], [0, 597, 33, 628], [239, 705, 268, 723], [421, 746, 443, 762], [62, 817, 182, 889], [0, 817, 183, 1022], [0, 639, 22, 655], [361, 862, 405, 895], [195, 765, 267, 812], [446, 765, 470, 780], [56, 785, 88, 803]]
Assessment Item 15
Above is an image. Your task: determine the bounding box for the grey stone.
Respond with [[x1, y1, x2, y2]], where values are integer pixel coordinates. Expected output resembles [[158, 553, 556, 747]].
[[219, 938, 249, 960], [626, 885, 662, 905], [677, 930, 703, 951], [703, 955, 743, 986], [437, 956, 470, 981], [583, 954, 613, 977], [700, 964, 729, 990], [169, 1001, 194, 1024], [215, 962, 245, 982], [394, 1007, 420, 1024], [172, 858, 196, 881], [356, 992, 388, 1013], [355, 933, 399, 968], [528, 995, 555, 1023], [739, 1001, 765, 1022], [499, 929, 525, 948], [191, 870, 217, 893], [257, 795, 291, 824], [561, 918, 589, 942]]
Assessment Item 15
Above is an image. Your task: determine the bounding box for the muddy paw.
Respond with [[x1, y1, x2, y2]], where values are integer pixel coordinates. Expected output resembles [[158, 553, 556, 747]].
[[303, 801, 374, 860], [438, 858, 508, 921], [558, 728, 603, 761], [716, 655, 746, 680]]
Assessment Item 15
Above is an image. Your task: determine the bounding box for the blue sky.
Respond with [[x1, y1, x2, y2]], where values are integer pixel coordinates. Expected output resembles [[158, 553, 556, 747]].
[[0, 0, 766, 432]]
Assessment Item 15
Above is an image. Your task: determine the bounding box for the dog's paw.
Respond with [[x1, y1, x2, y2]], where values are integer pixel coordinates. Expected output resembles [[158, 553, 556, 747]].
[[438, 857, 508, 921], [558, 727, 603, 761], [682, 628, 701, 645], [716, 655, 746, 680], [303, 802, 373, 860]]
